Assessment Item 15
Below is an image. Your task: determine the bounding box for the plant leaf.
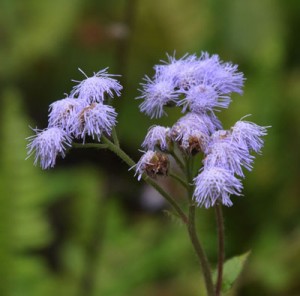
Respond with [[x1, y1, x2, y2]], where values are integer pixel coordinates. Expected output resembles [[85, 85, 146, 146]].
[[214, 251, 251, 293]]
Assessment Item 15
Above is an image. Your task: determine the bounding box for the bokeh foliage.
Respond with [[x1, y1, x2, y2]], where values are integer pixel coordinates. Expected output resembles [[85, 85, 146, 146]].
[[0, 0, 299, 295]]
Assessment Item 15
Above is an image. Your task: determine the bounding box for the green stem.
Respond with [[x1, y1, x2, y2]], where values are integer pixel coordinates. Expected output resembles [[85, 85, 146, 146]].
[[111, 127, 120, 147], [101, 136, 188, 224], [185, 157, 194, 200], [215, 204, 225, 296], [169, 150, 185, 171], [102, 136, 135, 166], [187, 205, 215, 296], [184, 156, 214, 296], [73, 143, 108, 149], [145, 177, 188, 224], [169, 172, 189, 189]]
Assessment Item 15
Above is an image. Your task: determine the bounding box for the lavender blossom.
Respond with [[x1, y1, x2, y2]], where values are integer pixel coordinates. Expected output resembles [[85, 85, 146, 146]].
[[177, 53, 244, 113], [138, 76, 178, 118], [231, 118, 269, 154], [26, 127, 72, 169], [204, 130, 253, 177], [179, 84, 231, 113], [71, 68, 122, 103], [134, 151, 169, 181], [155, 54, 200, 90], [48, 97, 87, 133], [171, 112, 221, 136], [195, 52, 245, 95], [170, 112, 222, 154], [213, 61, 245, 95], [193, 167, 243, 208], [134, 151, 155, 181], [73, 103, 117, 141], [142, 125, 170, 151], [138, 52, 244, 118]]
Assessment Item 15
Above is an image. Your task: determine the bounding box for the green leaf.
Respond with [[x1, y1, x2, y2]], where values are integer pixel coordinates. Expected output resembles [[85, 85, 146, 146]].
[[214, 251, 251, 293]]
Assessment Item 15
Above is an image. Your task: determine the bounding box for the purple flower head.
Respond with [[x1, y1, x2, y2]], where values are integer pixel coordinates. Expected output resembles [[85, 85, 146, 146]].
[[138, 76, 178, 118], [156, 52, 244, 95], [175, 53, 244, 113], [179, 84, 231, 113], [171, 112, 220, 138], [26, 127, 72, 169], [182, 130, 210, 155], [193, 167, 243, 208], [134, 151, 169, 181], [170, 113, 218, 154], [214, 61, 245, 95], [73, 103, 117, 141], [155, 54, 200, 90], [138, 52, 244, 118], [71, 68, 122, 103], [231, 117, 269, 154], [205, 130, 253, 177], [48, 97, 87, 133], [142, 125, 170, 151], [196, 52, 245, 95]]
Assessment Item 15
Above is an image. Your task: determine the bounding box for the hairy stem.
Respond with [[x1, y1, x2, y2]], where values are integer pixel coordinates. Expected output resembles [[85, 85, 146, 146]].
[[168, 148, 185, 171], [101, 136, 188, 224], [111, 127, 120, 147], [185, 157, 194, 200], [73, 143, 108, 149], [169, 172, 189, 189], [184, 156, 214, 296], [215, 204, 225, 296], [187, 205, 215, 296]]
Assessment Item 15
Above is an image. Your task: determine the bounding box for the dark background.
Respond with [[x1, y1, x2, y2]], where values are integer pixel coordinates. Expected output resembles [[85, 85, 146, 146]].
[[0, 0, 300, 295]]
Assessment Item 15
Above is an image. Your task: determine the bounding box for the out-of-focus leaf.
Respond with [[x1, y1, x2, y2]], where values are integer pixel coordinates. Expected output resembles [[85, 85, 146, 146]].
[[213, 251, 251, 294], [0, 88, 54, 295]]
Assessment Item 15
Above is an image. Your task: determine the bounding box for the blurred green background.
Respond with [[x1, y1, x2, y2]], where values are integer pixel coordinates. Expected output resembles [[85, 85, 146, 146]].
[[0, 0, 299, 295]]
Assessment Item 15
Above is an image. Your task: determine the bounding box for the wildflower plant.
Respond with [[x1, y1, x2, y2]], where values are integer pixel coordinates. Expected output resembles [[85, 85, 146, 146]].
[[27, 53, 269, 296]]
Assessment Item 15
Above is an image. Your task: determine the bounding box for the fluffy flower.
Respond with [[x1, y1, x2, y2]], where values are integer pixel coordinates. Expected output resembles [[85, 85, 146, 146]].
[[193, 167, 243, 208], [71, 68, 122, 103], [204, 130, 253, 177], [170, 112, 222, 153], [195, 52, 245, 95], [171, 112, 219, 139], [138, 52, 244, 117], [134, 151, 169, 181], [155, 54, 200, 90], [179, 84, 231, 113], [48, 97, 87, 133], [26, 127, 72, 169], [231, 118, 269, 154], [138, 76, 178, 118], [142, 125, 170, 151], [73, 103, 117, 141]]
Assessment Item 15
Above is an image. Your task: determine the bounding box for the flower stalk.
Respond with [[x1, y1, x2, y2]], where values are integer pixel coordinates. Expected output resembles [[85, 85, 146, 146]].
[[102, 136, 189, 224], [215, 203, 225, 296], [187, 204, 215, 296]]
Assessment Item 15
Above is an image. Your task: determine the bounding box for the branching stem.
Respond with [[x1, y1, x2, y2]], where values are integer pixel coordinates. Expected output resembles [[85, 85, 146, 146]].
[[75, 136, 188, 224]]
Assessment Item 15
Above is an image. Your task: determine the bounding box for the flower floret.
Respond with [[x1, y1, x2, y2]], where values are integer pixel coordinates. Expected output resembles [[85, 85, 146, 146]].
[[193, 167, 243, 208], [26, 127, 72, 169], [71, 68, 122, 103]]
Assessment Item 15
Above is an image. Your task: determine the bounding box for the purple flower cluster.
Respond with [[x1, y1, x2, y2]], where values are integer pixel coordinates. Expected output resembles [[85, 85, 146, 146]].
[[137, 52, 268, 208], [27, 69, 122, 169], [138, 52, 244, 118], [196, 121, 268, 208]]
